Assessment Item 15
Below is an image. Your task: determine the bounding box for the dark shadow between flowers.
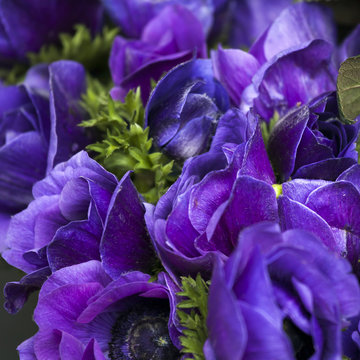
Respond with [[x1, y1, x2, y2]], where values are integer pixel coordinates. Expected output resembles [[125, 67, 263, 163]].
[[0, 257, 37, 359]]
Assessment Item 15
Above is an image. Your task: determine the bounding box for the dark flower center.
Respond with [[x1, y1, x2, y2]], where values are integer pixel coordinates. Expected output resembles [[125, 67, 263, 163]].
[[109, 301, 180, 360]]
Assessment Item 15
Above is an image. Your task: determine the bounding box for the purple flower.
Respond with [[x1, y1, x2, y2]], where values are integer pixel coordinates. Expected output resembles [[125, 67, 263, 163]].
[[2, 151, 154, 313], [337, 24, 360, 66], [205, 222, 360, 359], [145, 58, 230, 160], [210, 0, 293, 49], [0, 61, 88, 250], [101, 0, 214, 38], [145, 122, 277, 279], [268, 92, 359, 181], [211, 3, 337, 116], [249, 2, 335, 66], [278, 164, 360, 275], [109, 4, 207, 103], [18, 260, 181, 360], [242, 39, 337, 121], [342, 315, 360, 360], [0, 0, 102, 64]]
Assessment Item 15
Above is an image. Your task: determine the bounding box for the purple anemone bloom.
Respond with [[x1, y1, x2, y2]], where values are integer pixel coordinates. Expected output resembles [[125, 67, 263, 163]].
[[0, 61, 89, 250], [248, 2, 336, 66], [0, 0, 102, 64], [205, 222, 360, 360], [268, 92, 359, 181], [109, 4, 207, 103], [278, 164, 360, 276], [145, 121, 277, 280], [17, 260, 181, 360], [211, 3, 337, 116], [101, 0, 214, 38], [210, 0, 293, 49], [145, 58, 230, 160], [2, 151, 154, 313], [342, 315, 360, 360], [337, 24, 360, 66]]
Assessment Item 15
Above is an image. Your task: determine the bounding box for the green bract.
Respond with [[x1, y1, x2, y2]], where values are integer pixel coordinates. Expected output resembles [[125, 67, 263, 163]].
[[177, 274, 209, 360], [0, 25, 118, 85], [28, 24, 118, 74], [81, 83, 175, 203]]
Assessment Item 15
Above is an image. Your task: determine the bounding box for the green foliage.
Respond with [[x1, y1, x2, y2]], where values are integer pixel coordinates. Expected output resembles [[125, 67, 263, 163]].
[[0, 63, 28, 85], [261, 111, 280, 148], [80, 82, 176, 203], [1, 25, 118, 85], [337, 55, 360, 124], [28, 24, 118, 74], [177, 274, 210, 360]]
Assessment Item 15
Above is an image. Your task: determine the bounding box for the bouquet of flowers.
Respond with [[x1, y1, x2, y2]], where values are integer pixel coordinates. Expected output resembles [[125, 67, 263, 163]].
[[1, 0, 360, 359]]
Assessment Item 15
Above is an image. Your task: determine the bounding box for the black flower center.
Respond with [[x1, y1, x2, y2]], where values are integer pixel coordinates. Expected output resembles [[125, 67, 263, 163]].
[[109, 301, 180, 360]]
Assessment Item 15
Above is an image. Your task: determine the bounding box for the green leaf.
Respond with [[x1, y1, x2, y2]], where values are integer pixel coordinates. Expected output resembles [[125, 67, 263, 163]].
[[1, 25, 118, 85], [28, 25, 118, 74], [80, 83, 177, 203], [0, 63, 27, 85], [177, 274, 210, 360], [337, 55, 360, 124]]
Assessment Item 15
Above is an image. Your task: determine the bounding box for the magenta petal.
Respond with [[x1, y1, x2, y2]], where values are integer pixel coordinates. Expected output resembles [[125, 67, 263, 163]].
[[209, 108, 249, 153], [4, 267, 51, 314], [33, 329, 62, 360], [293, 157, 357, 181], [240, 302, 293, 360], [17, 337, 36, 360], [47, 205, 102, 272], [0, 0, 102, 60], [82, 338, 106, 360], [76, 273, 159, 323], [207, 258, 247, 360], [39, 261, 110, 299], [166, 190, 199, 257], [279, 196, 341, 253], [268, 105, 309, 181], [211, 45, 259, 105], [59, 331, 85, 360], [282, 179, 330, 204], [337, 164, 360, 193], [338, 24, 360, 65], [47, 61, 88, 172], [34, 283, 104, 332], [189, 169, 234, 233], [305, 182, 360, 234], [3, 195, 60, 273], [24, 63, 50, 92], [100, 173, 154, 278], [251, 40, 336, 121], [250, 2, 335, 64], [238, 124, 275, 184], [0, 212, 10, 251], [208, 176, 278, 254], [0, 131, 47, 212], [59, 177, 91, 221], [152, 219, 222, 279], [142, 4, 206, 57]]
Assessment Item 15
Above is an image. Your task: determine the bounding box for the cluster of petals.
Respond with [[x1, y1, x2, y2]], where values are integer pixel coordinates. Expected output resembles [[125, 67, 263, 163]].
[[1, 1, 360, 359]]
